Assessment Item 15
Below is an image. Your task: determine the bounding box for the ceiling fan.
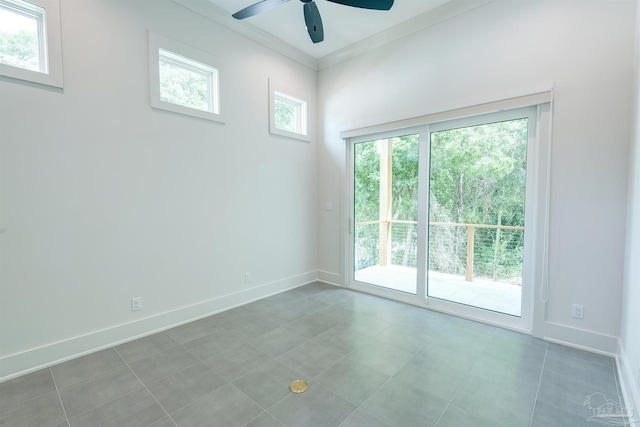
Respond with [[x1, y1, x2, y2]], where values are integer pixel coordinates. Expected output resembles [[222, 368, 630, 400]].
[[232, 0, 395, 44]]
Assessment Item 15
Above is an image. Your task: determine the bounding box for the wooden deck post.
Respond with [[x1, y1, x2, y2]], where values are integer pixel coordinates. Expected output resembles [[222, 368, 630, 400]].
[[378, 139, 393, 266], [466, 225, 475, 282]]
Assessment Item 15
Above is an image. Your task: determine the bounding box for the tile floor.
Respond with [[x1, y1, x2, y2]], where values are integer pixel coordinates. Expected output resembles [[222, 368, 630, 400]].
[[0, 282, 626, 427]]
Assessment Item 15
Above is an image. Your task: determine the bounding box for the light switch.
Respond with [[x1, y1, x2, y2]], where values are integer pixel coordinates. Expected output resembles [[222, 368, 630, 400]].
[[325, 202, 333, 211]]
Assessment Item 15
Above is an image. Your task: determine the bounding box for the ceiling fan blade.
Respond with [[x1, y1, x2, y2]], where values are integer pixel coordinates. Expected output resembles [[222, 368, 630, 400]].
[[325, 0, 393, 10], [232, 0, 291, 20], [303, 2, 324, 44]]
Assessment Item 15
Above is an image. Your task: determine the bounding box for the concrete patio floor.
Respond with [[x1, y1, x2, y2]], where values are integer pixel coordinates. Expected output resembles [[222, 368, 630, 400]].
[[354, 265, 522, 316]]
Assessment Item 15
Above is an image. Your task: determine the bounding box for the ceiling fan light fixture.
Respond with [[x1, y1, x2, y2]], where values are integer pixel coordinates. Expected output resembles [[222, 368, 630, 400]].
[[232, 0, 394, 43]]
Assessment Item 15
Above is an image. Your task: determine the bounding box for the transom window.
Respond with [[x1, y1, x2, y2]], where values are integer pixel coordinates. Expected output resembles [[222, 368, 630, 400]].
[[268, 80, 310, 141], [274, 91, 306, 135], [148, 32, 223, 123], [0, 0, 63, 87], [0, 0, 46, 72], [159, 48, 219, 114]]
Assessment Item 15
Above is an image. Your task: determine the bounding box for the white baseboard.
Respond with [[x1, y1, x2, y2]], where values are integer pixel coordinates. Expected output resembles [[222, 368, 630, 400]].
[[544, 321, 619, 356], [617, 339, 640, 426], [317, 270, 344, 287], [0, 271, 318, 382]]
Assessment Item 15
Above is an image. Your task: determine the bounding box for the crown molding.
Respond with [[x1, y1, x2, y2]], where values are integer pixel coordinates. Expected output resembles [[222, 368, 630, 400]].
[[317, 0, 495, 70], [172, 0, 496, 73], [172, 0, 320, 71]]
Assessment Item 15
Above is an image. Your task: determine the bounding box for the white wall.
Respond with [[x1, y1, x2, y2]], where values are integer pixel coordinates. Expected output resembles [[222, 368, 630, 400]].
[[620, 0, 640, 416], [318, 1, 634, 350], [0, 0, 318, 379]]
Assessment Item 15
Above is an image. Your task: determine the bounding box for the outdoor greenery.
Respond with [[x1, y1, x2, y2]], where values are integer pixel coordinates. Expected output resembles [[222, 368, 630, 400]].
[[0, 29, 40, 71], [354, 119, 528, 284], [274, 98, 297, 133], [159, 60, 210, 112]]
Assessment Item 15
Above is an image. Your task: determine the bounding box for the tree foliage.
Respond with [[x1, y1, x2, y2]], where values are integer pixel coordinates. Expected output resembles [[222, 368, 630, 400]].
[[159, 61, 210, 111], [354, 119, 528, 284], [0, 29, 40, 71]]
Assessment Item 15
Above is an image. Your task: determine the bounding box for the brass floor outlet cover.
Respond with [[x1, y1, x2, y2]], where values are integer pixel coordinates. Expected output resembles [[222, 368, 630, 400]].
[[288, 380, 309, 394]]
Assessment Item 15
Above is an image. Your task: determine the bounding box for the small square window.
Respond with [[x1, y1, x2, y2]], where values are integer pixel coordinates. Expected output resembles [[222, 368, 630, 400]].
[[269, 80, 310, 141], [149, 32, 223, 123], [274, 92, 306, 134], [0, 0, 63, 88], [0, 1, 45, 72], [159, 49, 219, 114]]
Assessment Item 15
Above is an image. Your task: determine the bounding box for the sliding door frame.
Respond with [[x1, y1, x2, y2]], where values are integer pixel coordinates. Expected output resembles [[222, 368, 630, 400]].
[[346, 125, 429, 307], [342, 93, 552, 336]]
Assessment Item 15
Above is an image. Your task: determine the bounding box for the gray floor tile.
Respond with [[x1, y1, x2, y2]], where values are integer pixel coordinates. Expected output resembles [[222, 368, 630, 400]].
[[362, 377, 448, 427], [282, 308, 351, 338], [427, 321, 493, 354], [164, 319, 218, 345], [129, 346, 199, 385], [149, 417, 177, 427], [314, 358, 389, 405], [0, 390, 66, 427], [270, 382, 357, 427], [410, 342, 481, 373], [536, 369, 618, 419], [543, 350, 618, 395], [530, 400, 594, 427], [68, 388, 165, 427], [227, 316, 282, 341], [233, 360, 307, 409], [244, 412, 286, 427], [51, 349, 127, 389], [278, 340, 344, 378], [313, 326, 374, 354], [59, 365, 143, 418], [287, 282, 337, 298], [344, 339, 415, 376], [393, 357, 466, 401], [338, 408, 392, 427], [390, 308, 451, 335], [373, 325, 432, 353], [146, 362, 227, 414], [329, 315, 392, 338], [306, 288, 354, 306], [203, 342, 272, 381], [183, 330, 246, 360], [0, 368, 56, 413], [2, 286, 624, 427], [469, 352, 543, 396], [115, 333, 178, 364], [170, 384, 262, 427], [547, 343, 614, 369], [206, 308, 258, 329], [452, 375, 536, 427], [435, 404, 501, 427], [482, 332, 547, 368], [249, 327, 308, 358]]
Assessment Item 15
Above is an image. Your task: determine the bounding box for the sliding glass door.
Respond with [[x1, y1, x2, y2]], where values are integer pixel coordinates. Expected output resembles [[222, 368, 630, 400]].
[[352, 133, 420, 295], [348, 107, 539, 328]]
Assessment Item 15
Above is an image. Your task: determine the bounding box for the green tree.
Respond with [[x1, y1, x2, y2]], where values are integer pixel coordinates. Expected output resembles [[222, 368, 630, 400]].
[[0, 29, 39, 71], [159, 61, 210, 111]]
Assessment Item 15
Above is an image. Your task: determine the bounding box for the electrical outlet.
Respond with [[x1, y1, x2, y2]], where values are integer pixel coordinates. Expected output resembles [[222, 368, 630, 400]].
[[131, 297, 142, 311], [245, 272, 251, 283], [571, 304, 584, 319]]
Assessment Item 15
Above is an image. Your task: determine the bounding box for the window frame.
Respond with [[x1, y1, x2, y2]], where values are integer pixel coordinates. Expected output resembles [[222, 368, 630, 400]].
[[148, 31, 224, 123], [0, 0, 63, 88], [269, 79, 310, 142]]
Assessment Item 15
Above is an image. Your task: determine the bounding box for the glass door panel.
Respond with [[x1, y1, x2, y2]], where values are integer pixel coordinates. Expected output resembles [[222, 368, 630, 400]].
[[427, 118, 528, 317], [353, 134, 419, 295]]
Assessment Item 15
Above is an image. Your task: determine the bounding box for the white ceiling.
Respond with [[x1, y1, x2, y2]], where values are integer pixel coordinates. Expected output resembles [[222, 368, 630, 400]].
[[205, 0, 452, 59]]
